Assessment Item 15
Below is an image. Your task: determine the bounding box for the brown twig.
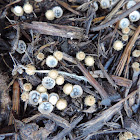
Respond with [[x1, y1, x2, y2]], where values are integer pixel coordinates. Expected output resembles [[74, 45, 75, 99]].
[[91, 3, 140, 31], [114, 25, 140, 76], [56, 0, 81, 15], [76, 60, 108, 99]]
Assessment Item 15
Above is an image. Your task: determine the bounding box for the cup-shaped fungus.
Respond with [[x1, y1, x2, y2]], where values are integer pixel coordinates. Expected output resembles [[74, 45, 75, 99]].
[[16, 40, 26, 54], [56, 99, 67, 110], [46, 55, 58, 68], [25, 65, 36, 75], [12, 6, 24, 16], [36, 84, 47, 93], [21, 92, 29, 102], [76, 51, 85, 61], [85, 56, 95, 66], [124, 132, 133, 139], [119, 18, 130, 29], [132, 50, 140, 57], [48, 70, 58, 79], [45, 10, 55, 20], [84, 95, 96, 106], [23, 83, 32, 92], [63, 83, 73, 95], [129, 11, 140, 22], [42, 76, 56, 89], [119, 134, 127, 140], [126, 0, 136, 9], [37, 52, 45, 61], [100, 0, 110, 9], [23, 2, 33, 14], [38, 92, 49, 103], [122, 27, 130, 34], [53, 51, 63, 61], [70, 85, 83, 98], [52, 6, 63, 18], [29, 90, 40, 105], [48, 93, 59, 105], [56, 75, 64, 85], [113, 40, 123, 51], [132, 62, 139, 72], [38, 102, 53, 114], [122, 35, 128, 41]]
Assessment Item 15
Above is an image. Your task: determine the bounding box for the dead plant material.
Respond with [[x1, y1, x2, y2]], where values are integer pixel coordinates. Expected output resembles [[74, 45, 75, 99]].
[[0, 72, 11, 125], [77, 60, 108, 99], [23, 22, 85, 39], [91, 3, 140, 31], [114, 25, 140, 76], [56, 0, 81, 16], [75, 89, 138, 139], [111, 75, 132, 87], [12, 81, 20, 115], [23, 113, 70, 128]]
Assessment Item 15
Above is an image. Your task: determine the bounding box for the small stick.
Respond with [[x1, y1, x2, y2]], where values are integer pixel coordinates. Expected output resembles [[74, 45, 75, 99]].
[[90, 3, 140, 32], [56, 0, 81, 15], [76, 60, 108, 99], [22, 113, 70, 128], [114, 25, 140, 76], [23, 22, 85, 39], [12, 81, 20, 115]]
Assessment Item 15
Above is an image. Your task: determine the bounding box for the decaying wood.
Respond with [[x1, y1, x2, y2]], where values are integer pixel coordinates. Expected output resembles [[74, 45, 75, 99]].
[[77, 60, 108, 99], [23, 113, 70, 128], [124, 117, 140, 137], [75, 89, 138, 139], [56, 0, 81, 15], [0, 72, 11, 125], [22, 22, 85, 39], [52, 115, 84, 140], [114, 25, 140, 76], [111, 75, 132, 87], [12, 81, 20, 115], [91, 3, 140, 31]]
